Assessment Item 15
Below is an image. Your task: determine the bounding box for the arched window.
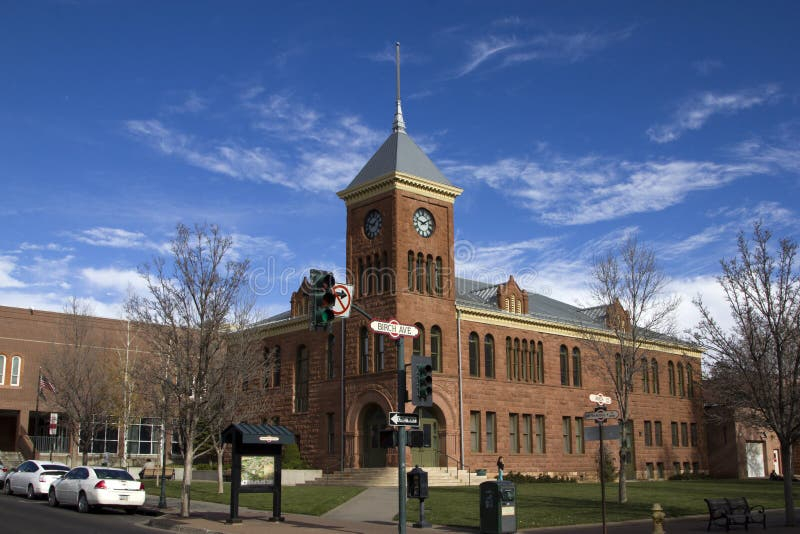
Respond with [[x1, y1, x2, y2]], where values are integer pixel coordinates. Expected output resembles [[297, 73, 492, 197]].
[[642, 359, 650, 393], [294, 346, 309, 413], [651, 359, 660, 394], [0, 354, 5, 385], [407, 251, 414, 290], [10, 355, 21, 387], [677, 362, 685, 397], [504, 298, 510, 312], [560, 345, 569, 386], [516, 300, 522, 314], [413, 323, 425, 356], [615, 354, 622, 388], [430, 326, 442, 372], [484, 335, 495, 378], [416, 253, 424, 293], [686, 363, 694, 398], [521, 340, 529, 381], [375, 334, 385, 372], [513, 338, 521, 380], [536, 341, 544, 383], [572, 347, 582, 387], [505, 337, 512, 379], [360, 327, 370, 374], [358, 258, 364, 297], [435, 257, 443, 296], [468, 332, 480, 377], [668, 361, 676, 396], [425, 255, 433, 294], [366, 255, 374, 295]]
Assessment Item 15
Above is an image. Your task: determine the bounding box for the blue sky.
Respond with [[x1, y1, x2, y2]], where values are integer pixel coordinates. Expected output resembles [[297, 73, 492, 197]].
[[2, 1, 798, 333]]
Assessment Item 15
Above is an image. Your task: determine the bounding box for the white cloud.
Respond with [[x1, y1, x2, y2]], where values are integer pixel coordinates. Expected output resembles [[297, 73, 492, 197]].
[[458, 36, 520, 76], [692, 59, 723, 76], [230, 234, 294, 262], [81, 267, 147, 295], [669, 275, 733, 335], [647, 85, 780, 143], [167, 91, 208, 114], [659, 224, 731, 259], [22, 255, 74, 287], [74, 227, 152, 248], [0, 256, 25, 288], [447, 154, 766, 226], [19, 242, 73, 252]]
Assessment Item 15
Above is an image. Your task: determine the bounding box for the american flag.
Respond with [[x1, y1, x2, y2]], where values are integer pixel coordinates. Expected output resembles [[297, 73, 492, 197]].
[[39, 374, 56, 394]]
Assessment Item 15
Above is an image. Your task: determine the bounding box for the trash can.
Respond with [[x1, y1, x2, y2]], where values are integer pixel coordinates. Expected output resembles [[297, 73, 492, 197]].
[[479, 480, 516, 533]]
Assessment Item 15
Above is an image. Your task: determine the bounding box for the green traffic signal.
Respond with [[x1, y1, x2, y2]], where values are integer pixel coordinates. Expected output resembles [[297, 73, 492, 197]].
[[309, 269, 336, 331], [411, 355, 433, 407]]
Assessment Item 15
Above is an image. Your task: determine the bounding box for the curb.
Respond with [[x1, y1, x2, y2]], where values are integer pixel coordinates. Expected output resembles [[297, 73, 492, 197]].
[[147, 517, 225, 534]]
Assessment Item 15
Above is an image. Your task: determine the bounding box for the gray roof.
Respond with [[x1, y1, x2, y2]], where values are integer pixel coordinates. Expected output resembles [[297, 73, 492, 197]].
[[342, 131, 452, 192], [455, 277, 604, 330]]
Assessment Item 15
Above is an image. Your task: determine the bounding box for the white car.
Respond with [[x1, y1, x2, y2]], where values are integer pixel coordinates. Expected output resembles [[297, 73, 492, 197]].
[[48, 466, 145, 514], [4, 460, 69, 499]]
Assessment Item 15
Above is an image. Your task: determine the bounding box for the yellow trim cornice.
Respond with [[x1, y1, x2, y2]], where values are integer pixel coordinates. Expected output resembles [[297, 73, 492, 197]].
[[337, 172, 463, 206], [253, 315, 312, 337], [456, 305, 702, 358]]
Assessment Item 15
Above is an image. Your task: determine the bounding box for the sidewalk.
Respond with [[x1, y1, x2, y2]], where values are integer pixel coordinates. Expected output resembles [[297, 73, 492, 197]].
[[142, 494, 800, 534]]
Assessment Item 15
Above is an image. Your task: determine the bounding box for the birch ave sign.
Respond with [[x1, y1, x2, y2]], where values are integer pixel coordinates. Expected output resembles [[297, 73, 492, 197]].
[[370, 319, 419, 340]]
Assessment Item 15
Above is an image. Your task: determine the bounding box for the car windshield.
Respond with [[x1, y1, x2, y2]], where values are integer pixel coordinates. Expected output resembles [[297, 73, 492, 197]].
[[42, 464, 68, 470], [93, 468, 135, 481]]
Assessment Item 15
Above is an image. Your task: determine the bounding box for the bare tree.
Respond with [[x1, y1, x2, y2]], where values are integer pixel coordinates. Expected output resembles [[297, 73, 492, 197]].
[[584, 235, 681, 504], [126, 223, 251, 517], [694, 222, 800, 526], [44, 297, 113, 466]]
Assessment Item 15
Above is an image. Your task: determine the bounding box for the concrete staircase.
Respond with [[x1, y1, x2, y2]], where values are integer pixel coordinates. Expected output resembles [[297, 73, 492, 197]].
[[307, 467, 488, 487], [0, 451, 24, 468]]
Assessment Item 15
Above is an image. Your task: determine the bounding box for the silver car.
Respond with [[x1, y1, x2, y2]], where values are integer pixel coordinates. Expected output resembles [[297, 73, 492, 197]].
[[4, 460, 69, 499]]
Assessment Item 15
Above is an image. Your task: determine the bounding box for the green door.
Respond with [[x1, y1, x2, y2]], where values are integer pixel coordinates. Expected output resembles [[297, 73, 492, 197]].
[[362, 405, 387, 467], [411, 410, 439, 467]]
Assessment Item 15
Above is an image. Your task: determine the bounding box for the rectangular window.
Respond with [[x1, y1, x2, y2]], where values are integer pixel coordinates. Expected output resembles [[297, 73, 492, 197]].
[[522, 414, 532, 454], [671, 422, 679, 446], [327, 335, 336, 379], [10, 356, 20, 386], [562, 416, 572, 454], [656, 462, 665, 479], [673, 462, 681, 476], [326, 413, 335, 454], [654, 421, 663, 446], [90, 417, 119, 454], [690, 423, 698, 447], [560, 348, 569, 386], [375, 335, 385, 372], [692, 462, 699, 474], [681, 422, 689, 447], [644, 420, 653, 447], [575, 417, 584, 454], [535, 415, 545, 453], [470, 411, 481, 452], [683, 461, 691, 474], [646, 462, 654, 480], [509, 413, 519, 453], [486, 412, 496, 453], [126, 417, 160, 456]]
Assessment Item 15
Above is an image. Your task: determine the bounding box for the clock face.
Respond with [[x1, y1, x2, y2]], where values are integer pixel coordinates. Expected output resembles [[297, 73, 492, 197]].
[[413, 208, 435, 238], [364, 209, 382, 239]]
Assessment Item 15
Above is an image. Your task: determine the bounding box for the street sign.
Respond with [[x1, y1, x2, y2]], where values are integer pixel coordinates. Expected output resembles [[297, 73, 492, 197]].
[[389, 412, 420, 427], [589, 393, 612, 405], [330, 284, 353, 318], [585, 424, 620, 441], [584, 409, 619, 422], [370, 319, 420, 340]]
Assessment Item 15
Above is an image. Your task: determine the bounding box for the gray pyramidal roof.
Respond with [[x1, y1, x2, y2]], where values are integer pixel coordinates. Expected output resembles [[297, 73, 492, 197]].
[[343, 131, 453, 191]]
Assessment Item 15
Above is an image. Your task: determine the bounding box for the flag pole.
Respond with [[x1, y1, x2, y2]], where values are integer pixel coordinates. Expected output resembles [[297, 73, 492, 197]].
[[33, 368, 42, 458]]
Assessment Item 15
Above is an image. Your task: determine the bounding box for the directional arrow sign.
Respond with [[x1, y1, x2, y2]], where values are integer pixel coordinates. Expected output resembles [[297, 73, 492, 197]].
[[389, 412, 420, 427], [584, 409, 619, 422]]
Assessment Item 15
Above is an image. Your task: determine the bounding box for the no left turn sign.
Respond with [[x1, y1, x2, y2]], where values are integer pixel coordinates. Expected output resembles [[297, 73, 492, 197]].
[[331, 284, 352, 318]]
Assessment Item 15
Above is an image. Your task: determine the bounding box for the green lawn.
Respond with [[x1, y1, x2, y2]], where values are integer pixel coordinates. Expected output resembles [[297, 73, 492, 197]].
[[145, 478, 798, 529], [143, 480, 364, 516], [406, 479, 799, 529]]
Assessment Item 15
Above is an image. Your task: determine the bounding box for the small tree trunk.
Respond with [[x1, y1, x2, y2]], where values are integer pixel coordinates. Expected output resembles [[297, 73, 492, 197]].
[[180, 440, 193, 518], [780, 441, 795, 526], [216, 447, 224, 494], [618, 448, 628, 504]]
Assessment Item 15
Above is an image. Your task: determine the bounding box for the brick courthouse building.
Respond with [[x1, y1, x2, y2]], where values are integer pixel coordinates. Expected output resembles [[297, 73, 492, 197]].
[[0, 96, 706, 480], [238, 102, 706, 479]]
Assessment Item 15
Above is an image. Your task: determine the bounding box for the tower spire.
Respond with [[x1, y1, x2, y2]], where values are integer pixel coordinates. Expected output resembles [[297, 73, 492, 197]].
[[392, 41, 406, 134]]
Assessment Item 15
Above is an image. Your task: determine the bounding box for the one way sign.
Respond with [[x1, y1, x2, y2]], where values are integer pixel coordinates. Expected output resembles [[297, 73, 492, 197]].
[[389, 412, 420, 427]]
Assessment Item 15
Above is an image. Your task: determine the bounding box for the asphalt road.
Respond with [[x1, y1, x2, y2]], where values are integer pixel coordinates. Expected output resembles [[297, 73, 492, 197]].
[[0, 491, 154, 533]]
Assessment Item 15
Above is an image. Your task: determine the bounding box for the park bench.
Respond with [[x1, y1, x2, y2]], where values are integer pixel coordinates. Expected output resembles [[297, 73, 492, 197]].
[[140, 466, 175, 480], [705, 497, 766, 531]]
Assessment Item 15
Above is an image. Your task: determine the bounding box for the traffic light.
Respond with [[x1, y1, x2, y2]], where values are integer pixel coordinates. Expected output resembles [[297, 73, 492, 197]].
[[309, 269, 336, 331], [411, 355, 433, 407]]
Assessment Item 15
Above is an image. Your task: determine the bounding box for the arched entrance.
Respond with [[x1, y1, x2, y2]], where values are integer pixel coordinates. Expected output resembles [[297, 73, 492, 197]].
[[360, 404, 387, 467], [411, 407, 440, 467]]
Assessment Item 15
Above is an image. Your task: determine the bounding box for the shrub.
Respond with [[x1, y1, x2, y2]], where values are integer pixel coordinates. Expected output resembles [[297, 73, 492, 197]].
[[596, 448, 617, 482], [281, 444, 311, 469], [504, 471, 576, 483]]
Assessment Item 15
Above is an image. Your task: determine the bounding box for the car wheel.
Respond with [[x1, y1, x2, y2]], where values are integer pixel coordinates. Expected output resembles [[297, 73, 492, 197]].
[[3, 481, 11, 495], [124, 507, 138, 514], [26, 484, 35, 499], [48, 488, 59, 507], [77, 492, 90, 513]]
